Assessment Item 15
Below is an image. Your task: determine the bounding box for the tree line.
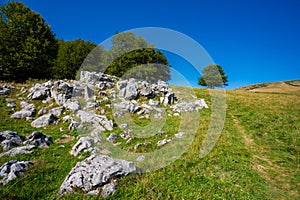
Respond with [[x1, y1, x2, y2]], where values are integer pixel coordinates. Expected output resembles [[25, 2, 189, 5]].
[[0, 2, 169, 82], [0, 1, 228, 88]]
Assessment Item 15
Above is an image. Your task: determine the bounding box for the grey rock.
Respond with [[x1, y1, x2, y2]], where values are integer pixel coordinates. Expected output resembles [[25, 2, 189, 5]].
[[63, 98, 80, 112], [68, 120, 80, 131], [11, 110, 34, 119], [24, 131, 52, 148], [11, 102, 36, 119], [170, 99, 208, 113], [113, 100, 140, 113], [106, 133, 117, 143], [0, 131, 23, 151], [31, 113, 55, 128], [157, 138, 172, 147], [27, 83, 50, 100], [149, 99, 159, 106], [101, 180, 117, 197], [116, 80, 127, 90], [139, 81, 154, 97], [80, 71, 99, 85], [157, 80, 169, 94], [58, 155, 136, 196], [49, 106, 64, 117], [0, 145, 35, 158], [0, 160, 33, 185], [0, 87, 10, 95], [51, 81, 73, 105], [84, 85, 94, 100], [7, 102, 16, 108], [70, 137, 95, 156], [38, 107, 48, 116], [77, 110, 113, 131], [174, 132, 186, 138]]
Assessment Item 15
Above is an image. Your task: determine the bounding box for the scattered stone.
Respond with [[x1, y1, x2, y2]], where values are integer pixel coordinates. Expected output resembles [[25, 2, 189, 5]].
[[62, 115, 72, 123], [80, 71, 100, 85], [70, 137, 95, 156], [170, 99, 208, 113], [0, 86, 11, 95], [136, 155, 145, 162], [63, 98, 80, 112], [11, 102, 36, 119], [24, 131, 52, 148], [0, 145, 35, 158], [106, 133, 117, 143], [27, 83, 50, 100], [157, 138, 172, 147], [77, 110, 113, 131], [0, 131, 23, 151], [113, 100, 140, 113], [0, 160, 33, 185], [68, 120, 80, 131], [51, 81, 73, 105], [58, 155, 136, 196], [38, 107, 48, 116], [49, 106, 64, 117], [31, 113, 55, 128], [11, 110, 34, 119], [174, 132, 186, 138], [149, 99, 159, 106], [101, 180, 117, 197], [117, 79, 139, 100], [7, 102, 16, 108]]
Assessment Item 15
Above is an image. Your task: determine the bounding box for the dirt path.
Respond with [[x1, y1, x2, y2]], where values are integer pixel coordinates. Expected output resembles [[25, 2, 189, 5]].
[[230, 113, 297, 199]]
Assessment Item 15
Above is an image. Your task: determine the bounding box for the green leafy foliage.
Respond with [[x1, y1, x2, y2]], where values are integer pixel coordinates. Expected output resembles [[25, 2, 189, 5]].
[[198, 64, 228, 88], [52, 39, 97, 79], [104, 32, 170, 82], [0, 2, 58, 82]]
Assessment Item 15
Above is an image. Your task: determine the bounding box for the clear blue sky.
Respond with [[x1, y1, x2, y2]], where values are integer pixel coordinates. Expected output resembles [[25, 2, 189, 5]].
[[2, 0, 300, 89]]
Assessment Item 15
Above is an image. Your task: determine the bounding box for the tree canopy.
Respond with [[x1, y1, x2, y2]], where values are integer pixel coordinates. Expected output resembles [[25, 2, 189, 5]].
[[0, 1, 58, 81], [53, 39, 96, 79], [198, 64, 228, 88], [103, 32, 170, 82]]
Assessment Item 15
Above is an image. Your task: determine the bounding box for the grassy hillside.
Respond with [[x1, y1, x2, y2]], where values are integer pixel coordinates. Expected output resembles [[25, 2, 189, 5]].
[[236, 80, 300, 95], [0, 81, 299, 199]]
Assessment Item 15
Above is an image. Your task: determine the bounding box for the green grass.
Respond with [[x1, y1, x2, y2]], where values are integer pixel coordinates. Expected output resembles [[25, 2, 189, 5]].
[[0, 82, 299, 199]]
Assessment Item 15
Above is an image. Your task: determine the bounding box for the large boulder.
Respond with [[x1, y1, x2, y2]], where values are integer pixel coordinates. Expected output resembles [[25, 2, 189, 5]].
[[24, 131, 52, 148], [58, 155, 136, 196], [113, 100, 140, 113], [170, 99, 208, 113], [27, 83, 51, 100], [63, 98, 80, 112], [70, 137, 95, 156], [51, 81, 73, 105], [49, 107, 64, 117], [77, 110, 113, 131], [0, 145, 35, 158], [0, 160, 33, 185], [117, 79, 139, 100], [31, 113, 55, 128], [11, 102, 36, 119], [0, 131, 23, 151]]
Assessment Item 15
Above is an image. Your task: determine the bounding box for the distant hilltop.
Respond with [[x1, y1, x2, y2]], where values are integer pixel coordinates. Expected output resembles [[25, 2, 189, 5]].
[[235, 80, 300, 95]]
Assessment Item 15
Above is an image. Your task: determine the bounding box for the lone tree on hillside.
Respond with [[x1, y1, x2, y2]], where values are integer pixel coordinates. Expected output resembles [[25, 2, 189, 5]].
[[198, 64, 228, 88], [0, 1, 58, 81]]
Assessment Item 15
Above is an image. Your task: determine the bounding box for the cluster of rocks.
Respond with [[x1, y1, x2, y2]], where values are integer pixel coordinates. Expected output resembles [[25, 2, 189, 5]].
[[1, 71, 209, 197], [0, 130, 52, 155], [0, 85, 13, 95], [0, 130, 51, 185], [0, 160, 33, 185]]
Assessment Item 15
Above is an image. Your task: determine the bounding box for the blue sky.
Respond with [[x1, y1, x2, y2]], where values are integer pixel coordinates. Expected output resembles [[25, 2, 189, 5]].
[[2, 0, 299, 89]]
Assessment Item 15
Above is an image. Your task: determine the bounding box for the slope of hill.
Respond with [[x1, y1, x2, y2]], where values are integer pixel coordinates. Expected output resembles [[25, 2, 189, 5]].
[[0, 78, 299, 199], [236, 80, 300, 95]]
